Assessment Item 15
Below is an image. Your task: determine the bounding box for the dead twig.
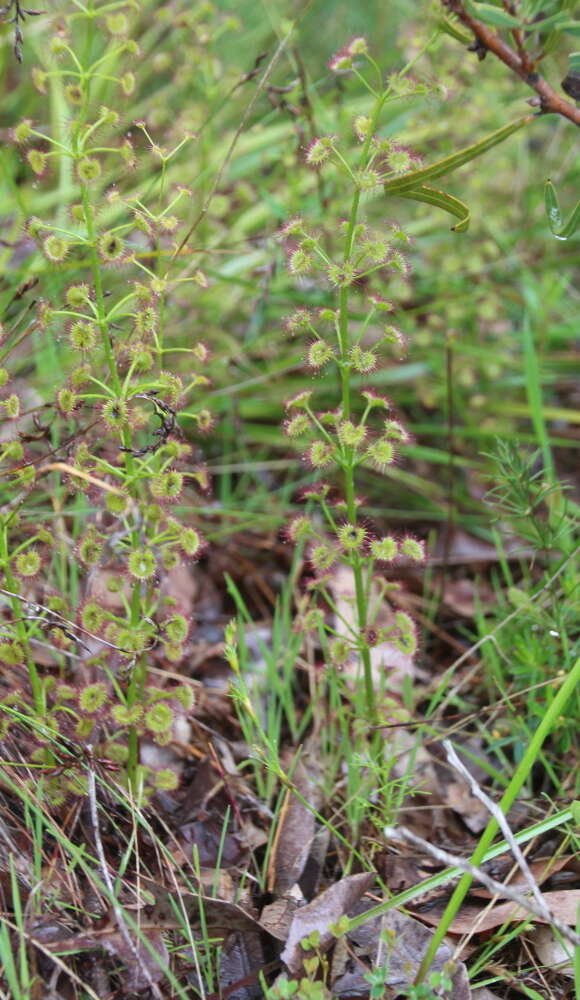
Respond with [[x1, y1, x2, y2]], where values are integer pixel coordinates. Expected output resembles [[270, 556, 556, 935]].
[[385, 822, 580, 947], [0, 0, 43, 62], [443, 740, 549, 918], [386, 739, 580, 955]]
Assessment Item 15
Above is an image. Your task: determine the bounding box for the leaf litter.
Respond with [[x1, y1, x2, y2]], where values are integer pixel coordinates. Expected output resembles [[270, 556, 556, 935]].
[[1, 544, 578, 999]]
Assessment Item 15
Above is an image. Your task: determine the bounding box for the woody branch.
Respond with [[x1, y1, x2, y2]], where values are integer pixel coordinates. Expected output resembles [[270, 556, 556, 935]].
[[442, 0, 580, 127]]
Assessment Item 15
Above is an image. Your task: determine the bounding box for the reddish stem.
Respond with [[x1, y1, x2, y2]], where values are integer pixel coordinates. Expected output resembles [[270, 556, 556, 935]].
[[443, 0, 580, 127]]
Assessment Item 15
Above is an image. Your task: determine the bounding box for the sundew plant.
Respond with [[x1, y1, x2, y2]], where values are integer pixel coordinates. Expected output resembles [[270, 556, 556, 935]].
[[266, 33, 544, 739], [278, 37, 429, 725], [1, 0, 212, 798]]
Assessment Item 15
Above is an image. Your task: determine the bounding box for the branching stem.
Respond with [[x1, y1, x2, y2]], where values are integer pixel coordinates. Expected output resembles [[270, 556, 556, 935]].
[[443, 0, 580, 126]]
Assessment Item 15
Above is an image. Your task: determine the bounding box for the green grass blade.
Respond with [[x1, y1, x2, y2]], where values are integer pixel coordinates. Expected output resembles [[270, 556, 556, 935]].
[[415, 655, 580, 982], [521, 304, 555, 482]]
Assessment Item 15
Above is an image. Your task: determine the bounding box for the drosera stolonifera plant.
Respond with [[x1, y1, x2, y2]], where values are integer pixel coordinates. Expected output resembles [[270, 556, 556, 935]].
[[278, 37, 430, 725], [270, 27, 538, 737], [0, 0, 212, 800]]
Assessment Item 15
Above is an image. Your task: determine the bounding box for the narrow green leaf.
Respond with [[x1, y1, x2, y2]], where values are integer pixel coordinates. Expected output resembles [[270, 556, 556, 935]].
[[519, 988, 546, 1000], [436, 14, 472, 43], [562, 19, 580, 36], [467, 1, 522, 28], [521, 304, 554, 481], [569, 51, 580, 70], [398, 185, 471, 232], [384, 116, 531, 195], [544, 179, 580, 239], [524, 0, 555, 17], [528, 11, 571, 31], [544, 178, 563, 231]]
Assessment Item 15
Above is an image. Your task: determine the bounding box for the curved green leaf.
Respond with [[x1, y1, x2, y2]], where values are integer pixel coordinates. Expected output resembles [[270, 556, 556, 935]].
[[562, 19, 580, 36], [398, 185, 471, 233], [465, 0, 521, 28], [436, 13, 472, 44], [544, 179, 580, 239], [544, 178, 562, 231], [531, 11, 572, 32], [384, 116, 531, 196]]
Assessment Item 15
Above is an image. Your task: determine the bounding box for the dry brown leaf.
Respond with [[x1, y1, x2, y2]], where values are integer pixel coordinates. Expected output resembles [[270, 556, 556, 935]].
[[380, 853, 430, 894], [260, 886, 304, 941], [144, 878, 263, 936], [197, 868, 236, 901], [445, 780, 490, 834], [414, 889, 580, 934], [529, 925, 575, 976], [392, 730, 442, 799], [239, 817, 269, 852], [218, 930, 265, 1000], [331, 907, 471, 999], [43, 925, 169, 992], [280, 872, 375, 975], [299, 826, 331, 900], [179, 817, 246, 867], [470, 854, 574, 898], [267, 757, 317, 894]]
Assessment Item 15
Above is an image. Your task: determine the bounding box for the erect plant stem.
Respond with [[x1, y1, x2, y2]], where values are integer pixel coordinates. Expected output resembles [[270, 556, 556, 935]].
[[81, 185, 121, 395], [336, 93, 386, 724]]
